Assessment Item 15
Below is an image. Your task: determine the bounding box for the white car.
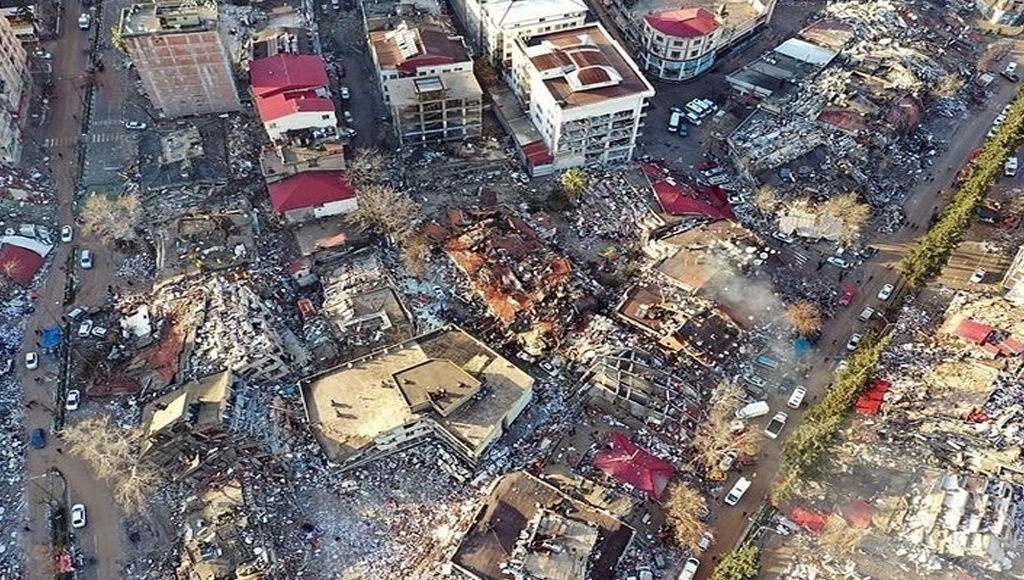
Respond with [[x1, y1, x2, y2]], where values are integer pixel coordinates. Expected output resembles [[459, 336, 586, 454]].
[[846, 333, 863, 351], [343, 110, 353, 123], [970, 268, 986, 283], [717, 450, 738, 472], [78, 320, 94, 338], [79, 249, 93, 269], [70, 504, 87, 528], [679, 557, 700, 580], [340, 86, 350, 99], [25, 352, 39, 370], [124, 120, 148, 130], [60, 225, 73, 243], [876, 283, 894, 301], [33, 48, 51, 59], [787, 386, 807, 409], [77, 13, 91, 29], [764, 411, 789, 439], [741, 374, 766, 388], [1006, 62, 1018, 75], [826, 256, 852, 269], [65, 389, 81, 411], [697, 531, 714, 551]]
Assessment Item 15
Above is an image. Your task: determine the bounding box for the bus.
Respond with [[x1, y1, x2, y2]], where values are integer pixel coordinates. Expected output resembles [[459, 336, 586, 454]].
[[668, 110, 682, 133]]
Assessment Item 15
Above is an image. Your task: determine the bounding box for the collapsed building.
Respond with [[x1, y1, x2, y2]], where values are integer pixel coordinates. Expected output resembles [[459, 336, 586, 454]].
[[153, 210, 256, 288], [300, 325, 534, 471], [452, 471, 635, 580], [440, 207, 592, 353]]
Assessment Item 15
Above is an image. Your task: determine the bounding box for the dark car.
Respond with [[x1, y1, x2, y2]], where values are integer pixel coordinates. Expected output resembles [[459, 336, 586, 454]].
[[30, 428, 46, 449]]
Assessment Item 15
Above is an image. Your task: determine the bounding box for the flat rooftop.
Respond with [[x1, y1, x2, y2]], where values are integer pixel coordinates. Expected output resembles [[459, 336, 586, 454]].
[[119, 0, 219, 36], [519, 23, 654, 109], [387, 70, 482, 104], [302, 326, 533, 463], [453, 471, 634, 580]]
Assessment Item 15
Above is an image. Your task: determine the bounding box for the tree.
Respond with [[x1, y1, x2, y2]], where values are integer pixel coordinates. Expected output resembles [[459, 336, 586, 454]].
[[559, 168, 588, 200], [822, 192, 870, 245], [351, 184, 422, 241], [81, 193, 143, 242], [933, 74, 964, 98], [711, 545, 761, 580], [347, 148, 388, 187], [753, 184, 779, 213], [692, 382, 762, 473], [661, 482, 709, 551], [61, 416, 158, 515], [400, 232, 430, 278], [786, 300, 822, 338]]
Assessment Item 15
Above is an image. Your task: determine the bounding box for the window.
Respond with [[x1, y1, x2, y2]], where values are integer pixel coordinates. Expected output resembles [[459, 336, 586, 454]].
[[670, 51, 680, 58], [321, 114, 331, 119]]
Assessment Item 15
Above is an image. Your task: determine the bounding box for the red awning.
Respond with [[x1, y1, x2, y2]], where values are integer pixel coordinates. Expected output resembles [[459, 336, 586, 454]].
[[593, 432, 674, 500]]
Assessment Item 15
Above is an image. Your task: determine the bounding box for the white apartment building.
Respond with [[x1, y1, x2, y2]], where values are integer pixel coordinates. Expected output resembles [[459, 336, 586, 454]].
[[510, 23, 654, 170], [0, 13, 27, 166], [481, 0, 588, 71]]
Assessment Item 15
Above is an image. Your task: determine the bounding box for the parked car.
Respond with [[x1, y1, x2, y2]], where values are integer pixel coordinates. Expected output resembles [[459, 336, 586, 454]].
[[71, 504, 87, 528], [826, 256, 852, 269], [772, 230, 796, 244], [60, 225, 73, 243], [124, 121, 147, 130], [970, 268, 986, 283], [77, 13, 91, 29], [25, 351, 38, 370], [343, 110, 353, 123], [787, 386, 807, 409], [91, 326, 107, 339], [858, 307, 875, 322], [876, 283, 894, 301], [637, 566, 654, 580], [697, 531, 714, 551], [717, 450, 738, 472], [33, 48, 51, 59], [846, 333, 863, 351], [1001, 70, 1019, 82], [764, 411, 789, 439], [30, 428, 46, 449], [78, 320, 94, 338], [838, 284, 857, 306], [340, 86, 350, 99], [65, 307, 86, 321], [741, 374, 766, 388], [678, 557, 700, 580], [65, 389, 81, 411], [724, 477, 751, 506], [79, 249, 93, 269]]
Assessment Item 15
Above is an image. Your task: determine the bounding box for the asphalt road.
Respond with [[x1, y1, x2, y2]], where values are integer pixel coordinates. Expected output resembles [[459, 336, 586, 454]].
[[691, 38, 1024, 580], [22, 5, 126, 580]]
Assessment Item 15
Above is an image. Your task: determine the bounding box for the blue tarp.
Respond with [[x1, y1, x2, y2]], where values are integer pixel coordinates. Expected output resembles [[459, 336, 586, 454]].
[[794, 337, 812, 357], [40, 326, 62, 350]]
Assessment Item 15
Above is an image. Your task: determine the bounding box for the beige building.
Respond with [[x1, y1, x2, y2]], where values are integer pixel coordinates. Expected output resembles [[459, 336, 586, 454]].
[[368, 22, 482, 144], [300, 326, 534, 471], [117, 0, 240, 117], [0, 12, 27, 166]]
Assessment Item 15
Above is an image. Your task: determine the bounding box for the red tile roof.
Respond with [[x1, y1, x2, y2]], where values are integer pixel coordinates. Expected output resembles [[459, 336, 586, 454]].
[[644, 8, 719, 38], [256, 90, 336, 123], [0, 243, 44, 287], [592, 432, 673, 500], [268, 171, 355, 212], [250, 54, 330, 97]]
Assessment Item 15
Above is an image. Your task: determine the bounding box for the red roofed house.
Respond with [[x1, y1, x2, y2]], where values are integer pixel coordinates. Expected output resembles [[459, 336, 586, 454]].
[[638, 8, 722, 81], [267, 171, 357, 224], [593, 432, 674, 500], [0, 235, 52, 287], [250, 54, 337, 141]]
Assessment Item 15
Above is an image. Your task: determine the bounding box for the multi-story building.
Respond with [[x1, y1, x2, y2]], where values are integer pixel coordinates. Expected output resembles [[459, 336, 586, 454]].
[[603, 0, 777, 82], [250, 53, 337, 142], [0, 12, 27, 166], [480, 0, 588, 72], [0, 1, 37, 43], [636, 8, 722, 81], [117, 0, 241, 117], [368, 22, 482, 144], [509, 23, 654, 170]]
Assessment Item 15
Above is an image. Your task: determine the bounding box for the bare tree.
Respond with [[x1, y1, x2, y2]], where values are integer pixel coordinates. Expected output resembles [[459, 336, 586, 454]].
[[400, 232, 430, 278], [932, 74, 964, 98], [662, 482, 709, 551], [62, 416, 158, 515], [753, 184, 780, 213], [351, 184, 423, 241], [786, 300, 822, 338], [81, 193, 143, 242], [823, 192, 870, 246], [818, 515, 864, 556], [347, 148, 388, 187], [692, 382, 763, 474]]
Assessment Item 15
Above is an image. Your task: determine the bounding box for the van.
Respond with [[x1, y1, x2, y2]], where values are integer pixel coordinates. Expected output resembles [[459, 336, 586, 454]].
[[668, 110, 682, 133], [787, 386, 807, 409], [724, 477, 752, 506], [685, 112, 702, 126], [858, 307, 875, 322], [699, 99, 717, 113], [685, 101, 705, 116], [735, 400, 770, 420]]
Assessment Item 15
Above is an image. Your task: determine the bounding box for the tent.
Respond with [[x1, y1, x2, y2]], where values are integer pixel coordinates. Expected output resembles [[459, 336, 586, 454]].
[[593, 432, 674, 500]]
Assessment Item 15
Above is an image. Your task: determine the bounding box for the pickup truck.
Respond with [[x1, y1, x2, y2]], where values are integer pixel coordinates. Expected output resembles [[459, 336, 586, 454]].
[[764, 411, 789, 439]]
